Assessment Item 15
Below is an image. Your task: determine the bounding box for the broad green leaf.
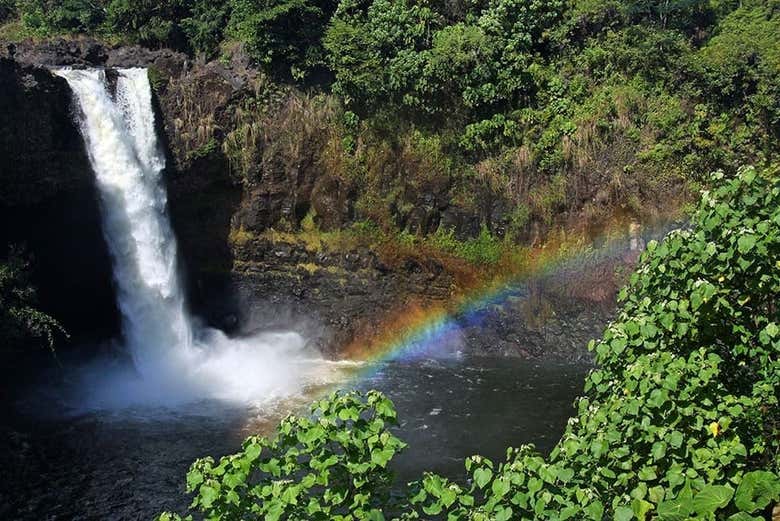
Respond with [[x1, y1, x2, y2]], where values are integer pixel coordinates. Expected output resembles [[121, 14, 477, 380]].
[[473, 467, 493, 489], [614, 505, 634, 521], [734, 471, 780, 512], [491, 477, 510, 498], [692, 485, 734, 515], [656, 498, 692, 521], [726, 513, 762, 521], [632, 498, 654, 520], [737, 234, 756, 254]]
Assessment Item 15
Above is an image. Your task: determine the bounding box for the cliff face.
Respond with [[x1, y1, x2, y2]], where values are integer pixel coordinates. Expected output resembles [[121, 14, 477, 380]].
[[0, 38, 627, 358], [0, 57, 119, 342]]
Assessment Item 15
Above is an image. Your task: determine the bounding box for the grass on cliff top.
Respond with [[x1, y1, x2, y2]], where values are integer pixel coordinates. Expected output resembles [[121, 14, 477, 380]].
[[0, 20, 32, 41], [0, 18, 123, 45]]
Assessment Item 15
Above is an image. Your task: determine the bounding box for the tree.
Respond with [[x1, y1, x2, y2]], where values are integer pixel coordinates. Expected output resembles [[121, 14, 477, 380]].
[[228, 0, 337, 80], [324, 0, 562, 148], [104, 0, 188, 48], [18, 0, 105, 34], [180, 0, 231, 57]]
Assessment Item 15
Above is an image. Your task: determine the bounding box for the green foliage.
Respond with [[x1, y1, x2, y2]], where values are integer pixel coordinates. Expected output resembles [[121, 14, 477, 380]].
[[104, 0, 188, 47], [6, 0, 780, 224], [18, 0, 104, 35], [11, 0, 230, 54], [323, 0, 440, 109], [324, 0, 562, 144], [163, 168, 780, 520], [0, 0, 17, 23], [158, 390, 406, 520], [506, 204, 531, 241], [622, 0, 714, 31], [180, 0, 231, 56], [186, 137, 218, 160], [146, 65, 166, 91], [693, 0, 780, 161], [0, 247, 66, 352], [576, 26, 691, 83], [228, 0, 336, 80], [429, 225, 504, 265]]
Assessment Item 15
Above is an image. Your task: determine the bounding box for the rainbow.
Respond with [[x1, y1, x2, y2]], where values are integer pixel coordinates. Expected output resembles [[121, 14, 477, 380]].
[[342, 215, 681, 381]]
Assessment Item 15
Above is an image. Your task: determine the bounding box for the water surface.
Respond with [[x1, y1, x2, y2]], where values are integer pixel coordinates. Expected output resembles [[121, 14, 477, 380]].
[[0, 356, 586, 520]]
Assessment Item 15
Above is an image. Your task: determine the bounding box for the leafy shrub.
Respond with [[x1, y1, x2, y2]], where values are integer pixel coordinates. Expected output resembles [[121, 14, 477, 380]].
[[0, 0, 17, 23], [14, 0, 232, 53], [180, 0, 231, 56], [576, 26, 691, 83], [186, 137, 218, 161], [407, 166, 780, 520], [323, 0, 440, 111], [429, 225, 504, 265], [324, 0, 562, 146], [505, 203, 531, 241], [693, 1, 780, 161], [0, 247, 66, 352], [621, 0, 715, 32], [104, 0, 189, 47], [18, 0, 104, 34], [158, 390, 405, 520], [229, 0, 337, 80]]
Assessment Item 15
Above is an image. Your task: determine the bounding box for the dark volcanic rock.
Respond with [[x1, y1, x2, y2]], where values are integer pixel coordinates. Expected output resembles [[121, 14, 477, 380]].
[[0, 59, 85, 205], [0, 58, 120, 344], [190, 238, 456, 356], [1, 38, 187, 70]]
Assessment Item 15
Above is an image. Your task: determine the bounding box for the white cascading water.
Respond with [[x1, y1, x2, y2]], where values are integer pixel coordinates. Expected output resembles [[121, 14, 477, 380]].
[[55, 68, 192, 379], [55, 68, 338, 409]]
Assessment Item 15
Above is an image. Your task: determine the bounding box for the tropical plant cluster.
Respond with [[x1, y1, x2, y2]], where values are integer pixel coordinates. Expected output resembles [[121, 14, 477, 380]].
[[159, 167, 779, 520], [3, 0, 778, 158]]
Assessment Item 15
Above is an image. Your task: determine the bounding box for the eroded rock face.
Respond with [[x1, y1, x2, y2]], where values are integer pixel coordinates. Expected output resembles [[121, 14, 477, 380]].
[[1, 38, 186, 70], [0, 58, 120, 342], [0, 58, 87, 205], [194, 237, 455, 356]]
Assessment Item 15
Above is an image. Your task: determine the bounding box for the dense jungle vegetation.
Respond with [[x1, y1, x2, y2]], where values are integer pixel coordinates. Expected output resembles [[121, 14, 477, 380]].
[[159, 168, 780, 520], [1, 0, 778, 236]]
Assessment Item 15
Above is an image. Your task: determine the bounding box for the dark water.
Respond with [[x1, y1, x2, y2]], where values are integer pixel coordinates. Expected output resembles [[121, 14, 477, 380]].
[[362, 358, 587, 483], [0, 356, 587, 520]]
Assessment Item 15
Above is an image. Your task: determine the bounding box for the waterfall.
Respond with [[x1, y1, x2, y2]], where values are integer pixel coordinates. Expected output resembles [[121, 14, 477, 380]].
[[55, 68, 338, 409], [54, 68, 193, 380]]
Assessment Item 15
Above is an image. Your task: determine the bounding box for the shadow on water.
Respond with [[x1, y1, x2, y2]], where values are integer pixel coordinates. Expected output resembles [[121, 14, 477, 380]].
[[0, 400, 252, 519]]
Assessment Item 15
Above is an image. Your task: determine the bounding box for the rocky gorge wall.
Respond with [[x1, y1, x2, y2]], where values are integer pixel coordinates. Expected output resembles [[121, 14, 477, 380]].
[[0, 56, 119, 342], [0, 38, 652, 359]]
